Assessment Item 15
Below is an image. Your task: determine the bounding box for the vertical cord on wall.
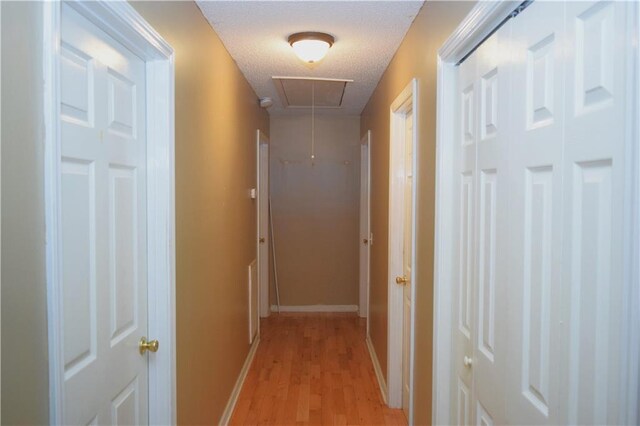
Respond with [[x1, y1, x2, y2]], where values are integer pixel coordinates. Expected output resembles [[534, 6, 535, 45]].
[[311, 82, 315, 166], [269, 198, 281, 312]]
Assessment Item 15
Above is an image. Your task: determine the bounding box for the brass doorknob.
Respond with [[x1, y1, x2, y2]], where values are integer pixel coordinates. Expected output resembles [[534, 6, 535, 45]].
[[259, 237, 266, 243], [395, 276, 409, 285], [139, 337, 159, 355]]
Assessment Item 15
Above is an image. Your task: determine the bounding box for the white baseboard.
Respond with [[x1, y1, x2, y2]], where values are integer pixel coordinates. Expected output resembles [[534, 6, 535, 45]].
[[219, 336, 260, 426], [366, 333, 388, 404], [270, 304, 359, 313]]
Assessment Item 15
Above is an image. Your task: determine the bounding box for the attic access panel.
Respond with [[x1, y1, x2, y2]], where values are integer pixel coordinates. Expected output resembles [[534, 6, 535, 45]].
[[272, 76, 353, 109]]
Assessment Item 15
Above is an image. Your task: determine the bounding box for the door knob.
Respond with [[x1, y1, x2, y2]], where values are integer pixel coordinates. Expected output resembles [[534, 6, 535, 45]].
[[259, 237, 265, 243], [463, 356, 473, 368], [395, 276, 409, 285], [139, 337, 159, 355], [363, 239, 369, 245]]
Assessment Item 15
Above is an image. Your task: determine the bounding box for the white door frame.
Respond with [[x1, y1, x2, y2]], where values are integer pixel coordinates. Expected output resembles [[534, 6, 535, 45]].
[[432, 2, 640, 425], [359, 130, 371, 326], [43, 1, 176, 424], [257, 129, 270, 318], [387, 79, 418, 422]]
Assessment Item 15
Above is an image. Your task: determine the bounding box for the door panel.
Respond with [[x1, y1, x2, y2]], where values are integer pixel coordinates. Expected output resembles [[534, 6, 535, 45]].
[[61, 4, 148, 424], [473, 23, 509, 426], [452, 48, 476, 426], [506, 2, 565, 424], [562, 2, 627, 423]]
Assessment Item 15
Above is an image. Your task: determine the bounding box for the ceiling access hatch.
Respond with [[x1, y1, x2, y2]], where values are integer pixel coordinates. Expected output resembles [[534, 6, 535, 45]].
[[272, 76, 353, 109]]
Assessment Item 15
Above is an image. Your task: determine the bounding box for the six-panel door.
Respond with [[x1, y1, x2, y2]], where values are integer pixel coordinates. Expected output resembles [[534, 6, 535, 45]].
[[60, 4, 149, 424], [452, 1, 631, 424]]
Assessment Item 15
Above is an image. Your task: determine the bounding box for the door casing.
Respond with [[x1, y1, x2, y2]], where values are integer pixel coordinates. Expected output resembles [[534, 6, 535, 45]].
[[43, 1, 176, 424], [432, 1, 640, 425], [387, 79, 418, 424]]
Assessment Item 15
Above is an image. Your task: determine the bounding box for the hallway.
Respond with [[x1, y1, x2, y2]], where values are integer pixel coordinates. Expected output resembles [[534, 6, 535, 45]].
[[2, 1, 639, 424], [230, 314, 407, 426]]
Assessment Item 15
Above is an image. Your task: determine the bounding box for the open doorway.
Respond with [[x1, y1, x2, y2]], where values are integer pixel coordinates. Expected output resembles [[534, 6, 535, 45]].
[[359, 130, 371, 327], [257, 130, 270, 318]]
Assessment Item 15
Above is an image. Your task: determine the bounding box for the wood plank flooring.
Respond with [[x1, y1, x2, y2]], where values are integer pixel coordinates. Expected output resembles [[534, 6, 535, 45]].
[[230, 313, 407, 426]]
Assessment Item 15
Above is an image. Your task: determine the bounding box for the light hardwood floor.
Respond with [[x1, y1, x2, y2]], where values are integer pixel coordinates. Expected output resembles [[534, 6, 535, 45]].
[[230, 313, 408, 425]]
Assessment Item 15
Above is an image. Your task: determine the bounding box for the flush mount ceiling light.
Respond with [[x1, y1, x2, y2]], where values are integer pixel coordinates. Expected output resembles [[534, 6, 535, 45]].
[[288, 32, 335, 64]]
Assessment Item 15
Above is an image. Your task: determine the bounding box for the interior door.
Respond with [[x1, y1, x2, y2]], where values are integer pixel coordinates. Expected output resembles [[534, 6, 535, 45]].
[[450, 1, 634, 424], [257, 134, 270, 317], [505, 3, 565, 424], [472, 19, 510, 426], [452, 45, 477, 426], [560, 2, 628, 423], [60, 4, 149, 424], [359, 133, 371, 320], [401, 111, 414, 418]]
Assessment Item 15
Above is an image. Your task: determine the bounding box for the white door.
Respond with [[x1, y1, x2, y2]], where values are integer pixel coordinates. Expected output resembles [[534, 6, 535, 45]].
[[257, 133, 270, 317], [451, 1, 634, 425], [559, 2, 628, 422], [359, 132, 371, 320], [505, 3, 565, 424], [401, 112, 414, 418], [451, 43, 476, 426], [470, 24, 510, 426], [60, 4, 150, 424]]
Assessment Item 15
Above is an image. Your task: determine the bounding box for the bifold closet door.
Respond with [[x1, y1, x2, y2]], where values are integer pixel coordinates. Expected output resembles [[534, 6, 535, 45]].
[[452, 1, 633, 425], [560, 1, 629, 424], [506, 1, 630, 424], [472, 21, 510, 426], [452, 17, 511, 426], [451, 40, 477, 426], [505, 2, 566, 425]]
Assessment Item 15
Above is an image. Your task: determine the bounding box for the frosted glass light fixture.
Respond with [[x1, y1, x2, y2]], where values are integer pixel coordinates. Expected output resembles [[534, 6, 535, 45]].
[[288, 32, 335, 64]]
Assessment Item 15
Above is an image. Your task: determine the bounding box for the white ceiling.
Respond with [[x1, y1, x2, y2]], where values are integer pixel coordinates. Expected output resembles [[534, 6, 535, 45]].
[[196, 1, 425, 115]]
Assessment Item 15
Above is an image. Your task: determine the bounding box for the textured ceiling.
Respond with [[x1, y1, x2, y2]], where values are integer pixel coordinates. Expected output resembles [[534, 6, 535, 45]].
[[196, 1, 425, 115]]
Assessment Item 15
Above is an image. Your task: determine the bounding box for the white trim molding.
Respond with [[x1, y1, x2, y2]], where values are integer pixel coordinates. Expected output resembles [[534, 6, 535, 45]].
[[219, 337, 261, 426], [387, 79, 418, 422], [366, 334, 388, 405], [44, 1, 176, 424], [438, 1, 520, 64], [270, 304, 358, 313]]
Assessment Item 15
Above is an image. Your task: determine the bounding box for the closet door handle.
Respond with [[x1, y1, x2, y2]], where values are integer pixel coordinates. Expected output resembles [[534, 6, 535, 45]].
[[463, 356, 473, 368]]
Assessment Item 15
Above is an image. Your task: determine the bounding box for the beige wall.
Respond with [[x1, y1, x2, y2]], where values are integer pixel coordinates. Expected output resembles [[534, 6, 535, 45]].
[[1, 1, 269, 424], [270, 114, 360, 307], [360, 2, 475, 424], [130, 2, 269, 423], [1, 2, 50, 424]]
